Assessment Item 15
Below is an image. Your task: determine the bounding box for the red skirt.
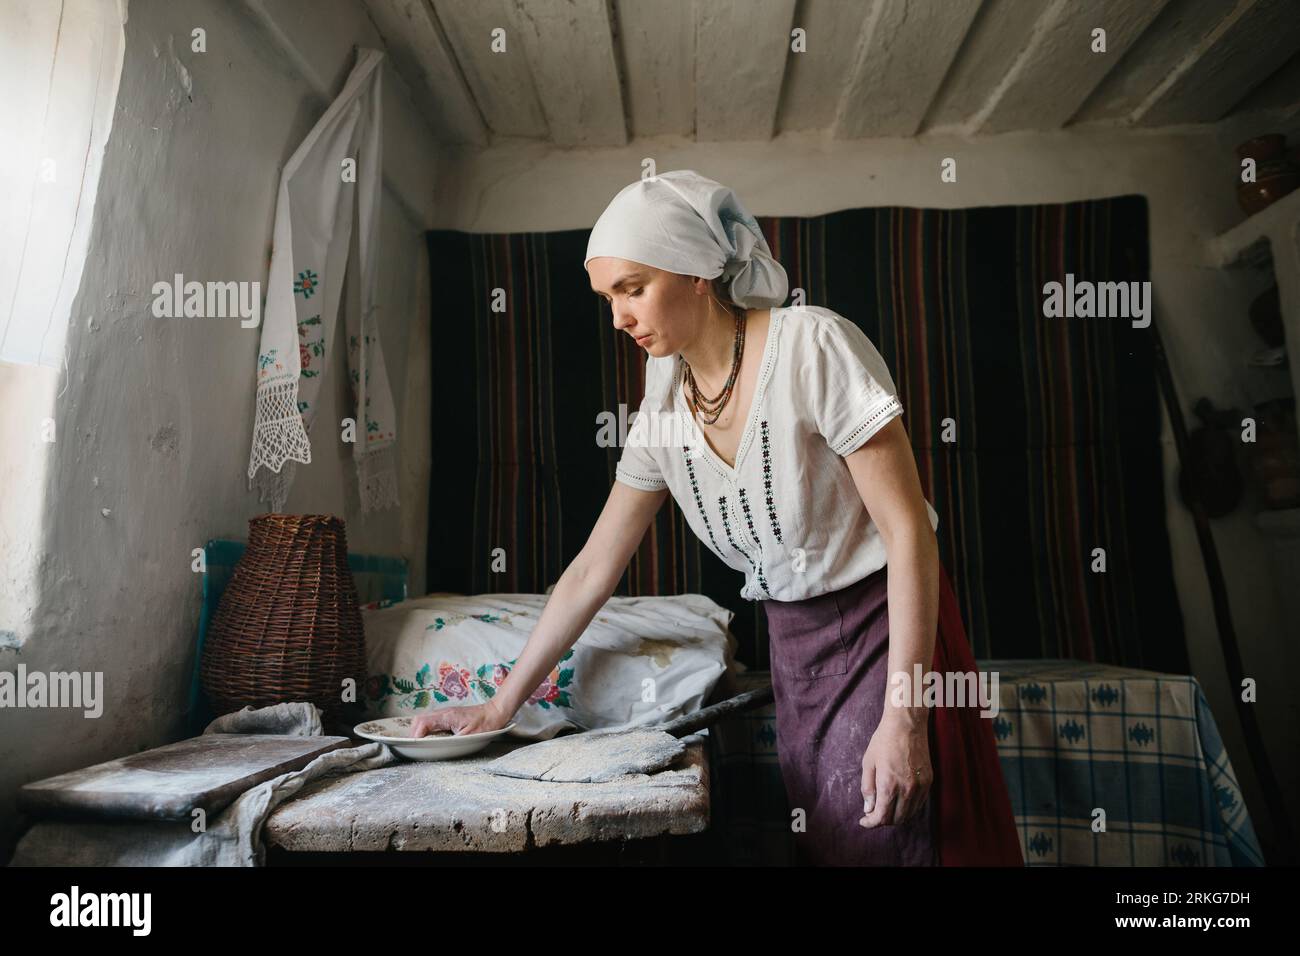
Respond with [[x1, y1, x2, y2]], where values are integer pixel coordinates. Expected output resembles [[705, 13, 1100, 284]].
[[760, 562, 1023, 866]]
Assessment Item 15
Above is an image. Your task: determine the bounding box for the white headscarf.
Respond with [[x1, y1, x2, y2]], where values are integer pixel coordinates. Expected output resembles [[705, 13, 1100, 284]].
[[584, 170, 788, 309]]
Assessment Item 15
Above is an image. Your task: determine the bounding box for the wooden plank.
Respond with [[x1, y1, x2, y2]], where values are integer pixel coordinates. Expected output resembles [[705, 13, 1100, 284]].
[[923, 0, 1044, 134], [695, 0, 795, 142], [265, 735, 710, 852], [980, 0, 1168, 133], [18, 734, 352, 822], [1230, 50, 1300, 120], [616, 0, 696, 138], [1072, 0, 1235, 125], [830, 0, 981, 139], [1134, 0, 1300, 127], [363, 0, 492, 146], [433, 0, 549, 140], [501, 0, 627, 147]]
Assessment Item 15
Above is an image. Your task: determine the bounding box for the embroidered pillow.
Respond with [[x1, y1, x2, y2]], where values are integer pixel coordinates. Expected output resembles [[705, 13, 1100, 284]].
[[363, 591, 735, 739]]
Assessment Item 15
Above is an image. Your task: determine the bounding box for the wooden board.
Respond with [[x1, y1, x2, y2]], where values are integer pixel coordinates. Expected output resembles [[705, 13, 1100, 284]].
[[264, 734, 710, 852], [18, 734, 352, 822]]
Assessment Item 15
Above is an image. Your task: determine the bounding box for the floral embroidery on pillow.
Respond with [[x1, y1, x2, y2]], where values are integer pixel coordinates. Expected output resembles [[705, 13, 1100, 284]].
[[477, 648, 575, 709], [424, 610, 512, 631], [366, 661, 473, 708], [366, 648, 575, 710]]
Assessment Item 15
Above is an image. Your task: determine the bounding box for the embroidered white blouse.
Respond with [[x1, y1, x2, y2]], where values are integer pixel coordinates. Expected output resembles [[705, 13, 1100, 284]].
[[614, 304, 940, 603]]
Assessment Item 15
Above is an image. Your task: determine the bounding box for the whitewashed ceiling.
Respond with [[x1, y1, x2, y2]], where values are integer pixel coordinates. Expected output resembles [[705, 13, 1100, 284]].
[[361, 0, 1300, 149]]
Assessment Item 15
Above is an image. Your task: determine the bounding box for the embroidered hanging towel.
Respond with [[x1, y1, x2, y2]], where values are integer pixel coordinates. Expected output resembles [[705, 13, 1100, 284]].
[[247, 47, 399, 513]]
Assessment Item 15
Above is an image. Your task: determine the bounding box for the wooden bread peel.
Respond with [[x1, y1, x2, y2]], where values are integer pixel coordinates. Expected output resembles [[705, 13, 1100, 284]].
[[480, 684, 774, 783]]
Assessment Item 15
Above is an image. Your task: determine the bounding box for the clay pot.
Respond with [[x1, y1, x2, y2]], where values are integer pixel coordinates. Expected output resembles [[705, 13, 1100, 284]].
[[1235, 134, 1287, 163], [1237, 160, 1299, 215]]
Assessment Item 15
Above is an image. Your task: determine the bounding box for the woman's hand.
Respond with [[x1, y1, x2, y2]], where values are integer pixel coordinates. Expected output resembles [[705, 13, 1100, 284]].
[[409, 700, 511, 738], [859, 718, 933, 827]]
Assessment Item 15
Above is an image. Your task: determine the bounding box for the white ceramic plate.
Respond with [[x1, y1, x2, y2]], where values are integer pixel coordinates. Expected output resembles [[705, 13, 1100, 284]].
[[353, 716, 517, 761]]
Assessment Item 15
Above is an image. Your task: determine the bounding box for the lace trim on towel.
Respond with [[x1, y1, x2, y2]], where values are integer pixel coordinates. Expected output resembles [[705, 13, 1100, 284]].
[[248, 378, 313, 479], [358, 444, 400, 513], [831, 395, 903, 456]]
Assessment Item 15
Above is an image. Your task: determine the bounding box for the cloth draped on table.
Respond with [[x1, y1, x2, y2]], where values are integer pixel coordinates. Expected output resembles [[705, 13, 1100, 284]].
[[9, 703, 397, 867], [247, 47, 399, 513]]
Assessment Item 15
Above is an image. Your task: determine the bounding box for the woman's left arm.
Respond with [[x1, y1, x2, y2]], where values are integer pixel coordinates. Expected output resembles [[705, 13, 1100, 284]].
[[841, 416, 940, 830]]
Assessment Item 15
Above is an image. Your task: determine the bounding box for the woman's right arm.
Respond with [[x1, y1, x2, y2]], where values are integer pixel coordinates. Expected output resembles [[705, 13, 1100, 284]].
[[409, 481, 668, 737]]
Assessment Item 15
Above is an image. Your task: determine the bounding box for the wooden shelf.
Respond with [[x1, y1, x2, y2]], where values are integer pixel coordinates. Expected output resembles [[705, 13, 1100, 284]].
[[1205, 185, 1300, 446], [1207, 186, 1300, 268]]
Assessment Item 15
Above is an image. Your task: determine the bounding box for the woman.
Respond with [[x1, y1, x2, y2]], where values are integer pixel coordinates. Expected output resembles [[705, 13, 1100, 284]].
[[412, 170, 1022, 866]]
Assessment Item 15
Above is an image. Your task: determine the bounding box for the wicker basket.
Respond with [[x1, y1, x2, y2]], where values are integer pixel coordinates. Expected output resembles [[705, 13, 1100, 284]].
[[201, 513, 366, 718]]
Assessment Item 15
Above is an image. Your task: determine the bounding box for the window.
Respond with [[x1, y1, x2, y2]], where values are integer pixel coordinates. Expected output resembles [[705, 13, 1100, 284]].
[[0, 0, 125, 366]]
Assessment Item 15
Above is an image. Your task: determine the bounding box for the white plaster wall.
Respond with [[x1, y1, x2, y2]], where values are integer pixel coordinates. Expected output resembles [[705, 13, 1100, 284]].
[[431, 122, 1300, 856], [0, 361, 61, 648], [0, 0, 432, 858]]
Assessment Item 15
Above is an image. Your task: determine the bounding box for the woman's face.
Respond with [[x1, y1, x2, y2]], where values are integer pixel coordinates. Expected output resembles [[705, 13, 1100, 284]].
[[587, 257, 708, 357]]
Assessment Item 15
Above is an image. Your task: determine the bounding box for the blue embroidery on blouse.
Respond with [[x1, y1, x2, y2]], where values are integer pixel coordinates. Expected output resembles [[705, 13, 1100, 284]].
[[737, 487, 772, 597], [760, 419, 783, 544], [680, 422, 780, 600], [719, 492, 770, 599], [683, 448, 723, 556]]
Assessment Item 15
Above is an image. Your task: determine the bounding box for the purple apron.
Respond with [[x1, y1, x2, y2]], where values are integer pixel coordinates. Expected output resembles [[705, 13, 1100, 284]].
[[761, 564, 938, 866]]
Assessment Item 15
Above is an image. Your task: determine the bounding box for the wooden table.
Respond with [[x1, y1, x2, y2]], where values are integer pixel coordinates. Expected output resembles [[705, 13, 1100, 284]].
[[264, 733, 710, 854]]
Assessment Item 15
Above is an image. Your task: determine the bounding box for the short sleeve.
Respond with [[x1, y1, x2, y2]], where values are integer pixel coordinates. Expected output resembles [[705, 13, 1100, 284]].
[[614, 362, 670, 492], [810, 311, 903, 456]]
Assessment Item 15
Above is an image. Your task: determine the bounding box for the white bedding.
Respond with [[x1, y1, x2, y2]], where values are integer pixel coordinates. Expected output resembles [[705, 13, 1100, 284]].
[[362, 591, 738, 740]]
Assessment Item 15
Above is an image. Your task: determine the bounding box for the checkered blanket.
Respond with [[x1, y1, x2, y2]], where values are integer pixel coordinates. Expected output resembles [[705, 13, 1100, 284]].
[[711, 662, 1264, 866], [988, 659, 1263, 866]]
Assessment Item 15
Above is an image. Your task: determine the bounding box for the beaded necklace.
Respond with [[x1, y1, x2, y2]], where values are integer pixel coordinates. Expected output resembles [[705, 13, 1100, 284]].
[[683, 304, 746, 425]]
